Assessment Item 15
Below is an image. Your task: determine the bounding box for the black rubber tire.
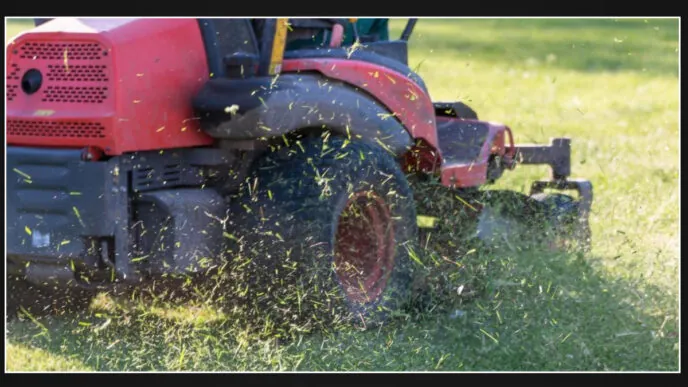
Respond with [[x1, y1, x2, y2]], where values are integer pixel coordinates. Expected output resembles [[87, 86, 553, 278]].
[[7, 275, 96, 319], [227, 135, 419, 329], [471, 190, 545, 246], [530, 193, 578, 222], [479, 190, 543, 220], [473, 190, 591, 252], [411, 184, 539, 238], [530, 192, 592, 252], [412, 187, 552, 248]]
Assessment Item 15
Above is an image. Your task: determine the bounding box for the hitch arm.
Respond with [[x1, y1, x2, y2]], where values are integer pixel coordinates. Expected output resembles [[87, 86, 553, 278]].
[[514, 137, 571, 180]]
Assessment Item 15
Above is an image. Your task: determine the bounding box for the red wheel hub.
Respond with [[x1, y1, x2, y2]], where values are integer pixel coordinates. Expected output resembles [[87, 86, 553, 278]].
[[334, 191, 395, 305]]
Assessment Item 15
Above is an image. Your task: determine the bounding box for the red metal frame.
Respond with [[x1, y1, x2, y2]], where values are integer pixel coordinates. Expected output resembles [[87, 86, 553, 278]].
[[438, 116, 515, 188]]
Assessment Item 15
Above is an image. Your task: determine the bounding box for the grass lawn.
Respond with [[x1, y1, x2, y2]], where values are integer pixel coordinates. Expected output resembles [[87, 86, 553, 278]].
[[4, 18, 679, 371]]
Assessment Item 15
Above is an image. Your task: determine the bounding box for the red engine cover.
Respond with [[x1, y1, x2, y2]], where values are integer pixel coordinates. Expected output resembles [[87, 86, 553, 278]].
[[6, 18, 214, 155]]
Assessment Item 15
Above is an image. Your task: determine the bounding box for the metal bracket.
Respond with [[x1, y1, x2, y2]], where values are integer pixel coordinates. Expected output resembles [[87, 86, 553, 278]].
[[515, 137, 571, 180], [531, 178, 593, 223]]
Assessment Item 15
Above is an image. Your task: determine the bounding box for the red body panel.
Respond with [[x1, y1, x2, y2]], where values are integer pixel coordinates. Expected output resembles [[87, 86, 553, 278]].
[[6, 18, 213, 155], [282, 58, 439, 153], [437, 116, 514, 188]]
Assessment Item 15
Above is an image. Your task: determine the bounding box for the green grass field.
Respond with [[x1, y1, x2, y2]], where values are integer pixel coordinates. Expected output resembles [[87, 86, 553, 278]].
[[5, 18, 679, 371]]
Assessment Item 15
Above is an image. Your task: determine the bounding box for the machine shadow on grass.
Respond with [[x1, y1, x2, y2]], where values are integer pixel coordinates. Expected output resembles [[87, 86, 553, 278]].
[[5, 182, 677, 371]]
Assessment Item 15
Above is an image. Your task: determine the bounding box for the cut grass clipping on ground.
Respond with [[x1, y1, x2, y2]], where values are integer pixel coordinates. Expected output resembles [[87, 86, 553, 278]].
[[5, 18, 679, 371]]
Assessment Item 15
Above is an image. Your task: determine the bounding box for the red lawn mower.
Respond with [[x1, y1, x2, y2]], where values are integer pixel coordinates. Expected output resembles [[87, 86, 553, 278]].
[[6, 18, 592, 325]]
